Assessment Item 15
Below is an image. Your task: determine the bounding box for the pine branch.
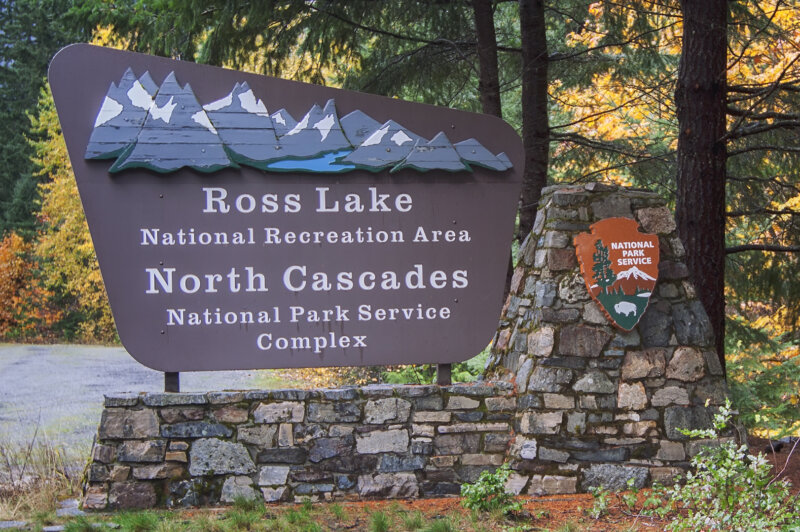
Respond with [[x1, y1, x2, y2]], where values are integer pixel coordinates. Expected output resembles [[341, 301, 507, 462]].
[[549, 21, 679, 62], [307, 3, 521, 54], [724, 52, 800, 141], [726, 107, 800, 120], [728, 82, 800, 95], [552, 77, 675, 129], [726, 0, 782, 73], [552, 132, 672, 161], [726, 244, 800, 254], [726, 208, 800, 218], [727, 120, 800, 140], [729, 145, 800, 156], [726, 175, 800, 194]]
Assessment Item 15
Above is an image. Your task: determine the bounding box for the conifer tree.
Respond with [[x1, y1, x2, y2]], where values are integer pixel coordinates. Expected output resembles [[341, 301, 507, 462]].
[[592, 239, 616, 295]]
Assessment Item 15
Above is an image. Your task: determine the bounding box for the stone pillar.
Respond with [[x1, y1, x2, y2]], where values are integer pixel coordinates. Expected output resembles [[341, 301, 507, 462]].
[[485, 183, 729, 495]]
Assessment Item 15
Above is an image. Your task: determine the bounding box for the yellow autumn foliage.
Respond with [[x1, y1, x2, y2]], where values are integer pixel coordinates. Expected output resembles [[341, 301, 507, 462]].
[[31, 86, 117, 343]]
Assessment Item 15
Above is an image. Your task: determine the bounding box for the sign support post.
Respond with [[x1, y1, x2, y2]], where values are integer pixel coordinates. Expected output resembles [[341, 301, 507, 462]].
[[165, 372, 180, 393], [436, 363, 451, 385]]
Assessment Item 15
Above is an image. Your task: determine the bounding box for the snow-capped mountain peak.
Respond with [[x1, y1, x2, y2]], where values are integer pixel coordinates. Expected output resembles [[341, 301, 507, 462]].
[[127, 80, 155, 111], [237, 84, 268, 117], [391, 130, 413, 146], [286, 110, 312, 136], [191, 110, 218, 134], [94, 95, 124, 127], [272, 111, 287, 126], [150, 96, 177, 123], [313, 114, 336, 142], [616, 266, 656, 282], [203, 86, 236, 111], [362, 125, 389, 146]]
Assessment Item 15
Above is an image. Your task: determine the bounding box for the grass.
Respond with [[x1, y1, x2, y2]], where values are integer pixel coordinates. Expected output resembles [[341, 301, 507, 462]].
[[0, 431, 83, 522], [369, 510, 391, 532], [402, 510, 425, 530]]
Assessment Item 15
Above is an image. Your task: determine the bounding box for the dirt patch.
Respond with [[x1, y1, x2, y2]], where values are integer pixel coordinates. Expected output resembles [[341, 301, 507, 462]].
[[749, 435, 800, 493]]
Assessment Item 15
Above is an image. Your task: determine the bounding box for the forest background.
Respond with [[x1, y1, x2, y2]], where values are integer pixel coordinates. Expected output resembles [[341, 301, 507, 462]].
[[0, 0, 798, 438]]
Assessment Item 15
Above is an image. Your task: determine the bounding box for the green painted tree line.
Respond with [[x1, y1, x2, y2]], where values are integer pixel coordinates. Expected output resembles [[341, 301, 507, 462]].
[[1, 0, 798, 433]]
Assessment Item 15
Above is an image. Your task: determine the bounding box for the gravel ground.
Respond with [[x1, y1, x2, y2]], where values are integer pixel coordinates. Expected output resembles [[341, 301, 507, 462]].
[[0, 344, 275, 451]]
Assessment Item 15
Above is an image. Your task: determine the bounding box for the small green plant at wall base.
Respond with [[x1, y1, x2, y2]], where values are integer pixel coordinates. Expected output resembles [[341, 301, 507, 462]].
[[369, 510, 391, 532], [460, 462, 522, 515], [402, 510, 425, 530], [586, 486, 610, 519], [663, 399, 800, 531]]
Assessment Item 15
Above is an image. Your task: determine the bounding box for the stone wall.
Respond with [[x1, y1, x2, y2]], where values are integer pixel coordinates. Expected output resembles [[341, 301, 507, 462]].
[[83, 384, 516, 509], [484, 183, 730, 492], [83, 183, 732, 509]]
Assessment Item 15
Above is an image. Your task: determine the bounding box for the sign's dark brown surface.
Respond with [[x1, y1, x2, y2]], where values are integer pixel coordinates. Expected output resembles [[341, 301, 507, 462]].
[[49, 44, 523, 371]]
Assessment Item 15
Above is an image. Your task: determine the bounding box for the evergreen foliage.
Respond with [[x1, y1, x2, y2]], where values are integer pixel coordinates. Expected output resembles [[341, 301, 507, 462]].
[[591, 239, 616, 294], [30, 86, 117, 343], [0, 0, 82, 237]]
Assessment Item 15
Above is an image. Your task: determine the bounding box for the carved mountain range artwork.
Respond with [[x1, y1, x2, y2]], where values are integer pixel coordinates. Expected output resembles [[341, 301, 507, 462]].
[[86, 70, 514, 175]]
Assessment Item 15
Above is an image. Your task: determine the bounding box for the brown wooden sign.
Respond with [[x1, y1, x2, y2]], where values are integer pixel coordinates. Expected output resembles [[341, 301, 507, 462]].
[[574, 218, 659, 331], [48, 44, 523, 372]]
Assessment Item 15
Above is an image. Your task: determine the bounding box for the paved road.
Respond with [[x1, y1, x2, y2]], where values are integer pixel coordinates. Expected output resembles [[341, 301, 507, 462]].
[[0, 344, 275, 452]]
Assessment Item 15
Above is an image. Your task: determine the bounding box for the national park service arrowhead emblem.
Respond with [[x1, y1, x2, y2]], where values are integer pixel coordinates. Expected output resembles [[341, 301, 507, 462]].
[[574, 218, 659, 331]]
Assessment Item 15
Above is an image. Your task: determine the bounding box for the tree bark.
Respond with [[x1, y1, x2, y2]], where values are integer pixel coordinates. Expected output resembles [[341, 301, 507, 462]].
[[472, 0, 503, 118], [518, 0, 549, 240], [471, 0, 517, 302], [675, 0, 727, 372]]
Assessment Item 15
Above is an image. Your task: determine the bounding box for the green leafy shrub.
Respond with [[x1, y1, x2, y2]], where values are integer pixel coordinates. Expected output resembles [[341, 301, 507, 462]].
[[382, 348, 489, 384], [663, 399, 800, 531], [586, 486, 610, 519], [460, 462, 522, 515]]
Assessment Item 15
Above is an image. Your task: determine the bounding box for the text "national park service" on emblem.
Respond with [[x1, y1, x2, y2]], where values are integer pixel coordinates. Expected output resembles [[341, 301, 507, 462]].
[[574, 218, 660, 331]]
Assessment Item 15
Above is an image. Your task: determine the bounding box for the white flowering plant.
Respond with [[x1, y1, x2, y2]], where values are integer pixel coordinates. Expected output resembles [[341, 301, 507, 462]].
[[663, 399, 799, 531]]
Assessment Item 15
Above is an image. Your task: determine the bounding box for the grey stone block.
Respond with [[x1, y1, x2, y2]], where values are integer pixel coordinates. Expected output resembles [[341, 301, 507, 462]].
[[256, 448, 308, 464], [99, 409, 159, 439], [322, 388, 359, 401], [161, 422, 232, 439], [378, 455, 425, 472], [664, 406, 714, 440], [573, 371, 615, 394], [528, 366, 574, 393], [672, 301, 714, 346], [307, 402, 361, 423], [309, 435, 354, 463], [220, 476, 259, 503], [358, 473, 419, 498], [581, 464, 649, 491], [104, 393, 140, 407], [189, 438, 256, 476], [143, 393, 207, 406], [118, 440, 166, 462]]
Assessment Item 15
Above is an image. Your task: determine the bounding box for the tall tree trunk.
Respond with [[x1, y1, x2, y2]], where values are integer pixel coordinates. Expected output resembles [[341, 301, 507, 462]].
[[472, 0, 502, 118], [675, 0, 727, 373], [518, 0, 549, 240], [472, 0, 516, 301]]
